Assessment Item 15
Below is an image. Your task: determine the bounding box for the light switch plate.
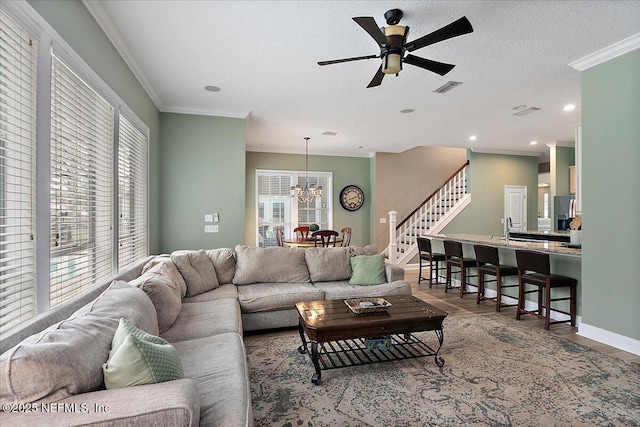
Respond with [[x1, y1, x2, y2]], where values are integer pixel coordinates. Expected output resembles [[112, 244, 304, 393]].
[[380, 218, 387, 224], [213, 213, 219, 222], [204, 214, 213, 222], [204, 225, 219, 233]]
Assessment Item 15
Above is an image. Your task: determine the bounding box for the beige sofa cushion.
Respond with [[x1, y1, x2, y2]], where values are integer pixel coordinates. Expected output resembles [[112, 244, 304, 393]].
[[205, 248, 236, 285], [237, 283, 323, 313], [143, 257, 187, 298], [305, 247, 353, 282], [233, 245, 310, 285], [0, 281, 157, 405], [171, 249, 219, 297], [161, 299, 242, 343], [314, 280, 412, 300], [130, 264, 182, 333]]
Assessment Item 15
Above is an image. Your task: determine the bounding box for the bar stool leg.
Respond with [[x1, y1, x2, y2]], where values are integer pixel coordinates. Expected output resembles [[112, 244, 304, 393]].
[[459, 263, 466, 298], [495, 271, 502, 312], [516, 274, 524, 320], [476, 270, 484, 304], [544, 281, 552, 330], [445, 263, 451, 293], [429, 258, 434, 288], [570, 285, 576, 327]]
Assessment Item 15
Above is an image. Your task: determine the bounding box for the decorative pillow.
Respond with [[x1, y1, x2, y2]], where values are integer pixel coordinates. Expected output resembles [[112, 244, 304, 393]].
[[233, 245, 310, 285], [349, 244, 378, 257], [103, 318, 184, 390], [171, 249, 219, 297], [143, 257, 187, 298], [304, 247, 352, 282], [130, 265, 182, 333], [0, 281, 158, 405], [205, 248, 236, 284], [349, 253, 386, 286]]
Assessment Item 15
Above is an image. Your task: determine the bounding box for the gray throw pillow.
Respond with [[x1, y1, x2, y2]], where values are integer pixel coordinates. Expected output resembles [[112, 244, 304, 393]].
[[171, 249, 219, 297], [205, 248, 236, 285], [130, 265, 182, 333], [233, 245, 310, 285], [305, 247, 352, 282], [143, 257, 187, 298]]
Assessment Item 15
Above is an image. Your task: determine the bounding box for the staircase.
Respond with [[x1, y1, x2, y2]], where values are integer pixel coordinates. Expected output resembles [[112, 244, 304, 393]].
[[387, 161, 471, 266]]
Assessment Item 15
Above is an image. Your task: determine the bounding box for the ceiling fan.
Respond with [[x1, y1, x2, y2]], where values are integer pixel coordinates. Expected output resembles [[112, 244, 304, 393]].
[[318, 9, 474, 88]]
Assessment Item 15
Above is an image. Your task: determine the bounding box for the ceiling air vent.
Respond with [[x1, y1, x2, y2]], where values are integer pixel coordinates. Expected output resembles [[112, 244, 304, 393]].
[[433, 81, 462, 94], [512, 107, 541, 116]]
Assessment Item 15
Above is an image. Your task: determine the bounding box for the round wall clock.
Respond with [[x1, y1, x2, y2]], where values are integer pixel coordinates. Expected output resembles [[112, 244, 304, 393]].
[[340, 185, 365, 211]]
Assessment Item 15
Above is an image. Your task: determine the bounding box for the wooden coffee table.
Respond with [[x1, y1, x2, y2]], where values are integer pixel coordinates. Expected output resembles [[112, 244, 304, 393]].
[[295, 295, 448, 384]]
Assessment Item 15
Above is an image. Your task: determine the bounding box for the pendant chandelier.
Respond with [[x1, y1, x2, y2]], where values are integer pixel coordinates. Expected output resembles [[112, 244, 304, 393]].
[[290, 137, 323, 203]]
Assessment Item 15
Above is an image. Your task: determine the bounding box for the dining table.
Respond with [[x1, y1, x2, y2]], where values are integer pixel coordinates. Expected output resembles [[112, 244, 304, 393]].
[[284, 237, 343, 247]]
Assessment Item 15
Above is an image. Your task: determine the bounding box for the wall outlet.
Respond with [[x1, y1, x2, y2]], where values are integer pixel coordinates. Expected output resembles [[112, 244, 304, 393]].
[[204, 225, 219, 233], [204, 214, 213, 222]]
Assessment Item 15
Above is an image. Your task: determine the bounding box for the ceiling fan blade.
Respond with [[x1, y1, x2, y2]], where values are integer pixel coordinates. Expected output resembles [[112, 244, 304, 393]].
[[366, 66, 385, 88], [405, 17, 473, 52], [404, 54, 456, 76], [318, 55, 377, 66], [353, 16, 388, 47]]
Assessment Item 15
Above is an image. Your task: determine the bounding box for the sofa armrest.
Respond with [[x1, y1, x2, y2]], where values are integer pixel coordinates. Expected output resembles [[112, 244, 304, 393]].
[[384, 261, 405, 283], [0, 379, 200, 427]]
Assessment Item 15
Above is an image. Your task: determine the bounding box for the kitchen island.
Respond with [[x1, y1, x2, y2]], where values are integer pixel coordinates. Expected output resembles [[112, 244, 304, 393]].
[[427, 233, 581, 322]]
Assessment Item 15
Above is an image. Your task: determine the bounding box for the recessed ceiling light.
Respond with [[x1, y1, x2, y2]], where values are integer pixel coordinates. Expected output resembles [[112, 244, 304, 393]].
[[469, 135, 477, 141], [530, 140, 538, 145], [563, 104, 576, 111], [322, 131, 337, 136], [204, 85, 221, 92], [400, 108, 415, 114]]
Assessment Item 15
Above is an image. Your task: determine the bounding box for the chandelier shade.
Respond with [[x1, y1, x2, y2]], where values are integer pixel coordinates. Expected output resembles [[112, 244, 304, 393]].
[[291, 137, 323, 203]]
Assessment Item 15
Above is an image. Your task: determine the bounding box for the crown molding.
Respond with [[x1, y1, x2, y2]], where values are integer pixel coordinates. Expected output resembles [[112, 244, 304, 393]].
[[162, 105, 250, 119], [546, 140, 575, 148], [82, 0, 162, 109], [246, 146, 373, 158], [470, 147, 541, 157], [569, 33, 640, 71]]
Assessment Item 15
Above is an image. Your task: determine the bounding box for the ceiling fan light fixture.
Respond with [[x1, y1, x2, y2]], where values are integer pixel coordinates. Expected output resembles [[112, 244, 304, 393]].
[[382, 53, 402, 74]]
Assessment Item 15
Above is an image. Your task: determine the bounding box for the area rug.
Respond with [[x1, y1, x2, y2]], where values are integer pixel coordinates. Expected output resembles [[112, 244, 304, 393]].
[[245, 314, 640, 426]]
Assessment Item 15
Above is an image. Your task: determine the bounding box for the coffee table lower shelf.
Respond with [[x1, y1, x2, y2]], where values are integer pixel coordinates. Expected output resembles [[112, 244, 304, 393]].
[[297, 329, 445, 385]]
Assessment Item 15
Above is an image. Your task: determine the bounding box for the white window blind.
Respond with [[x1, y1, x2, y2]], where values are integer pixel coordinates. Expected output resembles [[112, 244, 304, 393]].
[[50, 56, 114, 307], [0, 10, 37, 333], [118, 115, 147, 268], [257, 172, 292, 247]]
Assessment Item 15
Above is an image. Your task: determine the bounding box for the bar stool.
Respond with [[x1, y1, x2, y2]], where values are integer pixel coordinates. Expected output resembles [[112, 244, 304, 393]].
[[444, 240, 478, 298], [473, 245, 519, 312], [417, 237, 446, 287], [515, 249, 577, 330]]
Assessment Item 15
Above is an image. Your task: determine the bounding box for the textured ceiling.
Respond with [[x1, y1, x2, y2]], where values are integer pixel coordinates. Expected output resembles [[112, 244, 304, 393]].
[[85, 1, 640, 158]]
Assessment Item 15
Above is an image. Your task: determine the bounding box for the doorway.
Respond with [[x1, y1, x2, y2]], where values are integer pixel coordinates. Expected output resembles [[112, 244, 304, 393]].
[[504, 185, 527, 232]]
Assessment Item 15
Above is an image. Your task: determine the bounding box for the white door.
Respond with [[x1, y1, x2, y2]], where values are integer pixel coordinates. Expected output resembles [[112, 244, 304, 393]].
[[504, 185, 527, 232]]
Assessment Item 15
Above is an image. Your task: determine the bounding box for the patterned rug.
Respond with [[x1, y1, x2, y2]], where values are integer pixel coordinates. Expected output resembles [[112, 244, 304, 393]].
[[245, 314, 640, 426]]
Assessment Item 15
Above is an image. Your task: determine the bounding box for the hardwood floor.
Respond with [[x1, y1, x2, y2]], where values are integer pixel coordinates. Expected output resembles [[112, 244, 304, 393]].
[[405, 268, 640, 363]]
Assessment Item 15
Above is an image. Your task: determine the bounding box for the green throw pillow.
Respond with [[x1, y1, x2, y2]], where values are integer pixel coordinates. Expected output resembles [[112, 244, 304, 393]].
[[349, 253, 386, 285], [103, 318, 184, 389]]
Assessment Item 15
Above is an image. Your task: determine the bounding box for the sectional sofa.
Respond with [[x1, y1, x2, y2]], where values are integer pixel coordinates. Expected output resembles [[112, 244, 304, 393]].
[[0, 245, 410, 426]]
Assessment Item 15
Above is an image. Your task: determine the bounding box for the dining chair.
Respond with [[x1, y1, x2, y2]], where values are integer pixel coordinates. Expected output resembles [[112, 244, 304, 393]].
[[340, 227, 352, 247], [311, 230, 339, 247], [293, 226, 310, 239]]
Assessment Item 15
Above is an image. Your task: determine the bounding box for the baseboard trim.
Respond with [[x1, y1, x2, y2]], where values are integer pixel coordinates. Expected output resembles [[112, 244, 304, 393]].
[[578, 323, 640, 356]]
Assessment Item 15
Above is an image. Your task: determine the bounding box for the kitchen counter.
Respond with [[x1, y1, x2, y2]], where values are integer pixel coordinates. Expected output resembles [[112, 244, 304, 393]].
[[509, 230, 571, 242], [429, 233, 581, 258]]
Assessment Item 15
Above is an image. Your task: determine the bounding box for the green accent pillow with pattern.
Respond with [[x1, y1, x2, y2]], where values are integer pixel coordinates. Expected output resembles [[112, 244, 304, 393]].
[[103, 318, 184, 389]]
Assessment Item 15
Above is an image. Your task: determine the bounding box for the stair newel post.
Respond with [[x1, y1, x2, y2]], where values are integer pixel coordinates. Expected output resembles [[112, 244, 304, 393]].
[[388, 211, 398, 264]]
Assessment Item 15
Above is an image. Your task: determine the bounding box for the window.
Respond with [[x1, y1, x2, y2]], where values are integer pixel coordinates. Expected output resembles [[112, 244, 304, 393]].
[[0, 10, 37, 332], [118, 115, 148, 269], [256, 170, 332, 247], [49, 56, 114, 307]]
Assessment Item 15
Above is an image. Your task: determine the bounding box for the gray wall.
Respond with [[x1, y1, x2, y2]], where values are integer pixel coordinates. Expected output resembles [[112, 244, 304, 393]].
[[443, 151, 539, 235], [245, 152, 371, 247], [581, 49, 640, 340], [159, 113, 246, 252], [28, 0, 162, 253]]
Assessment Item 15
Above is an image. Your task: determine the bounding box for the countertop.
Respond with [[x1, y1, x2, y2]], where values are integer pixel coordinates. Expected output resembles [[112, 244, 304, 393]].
[[429, 233, 581, 258]]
